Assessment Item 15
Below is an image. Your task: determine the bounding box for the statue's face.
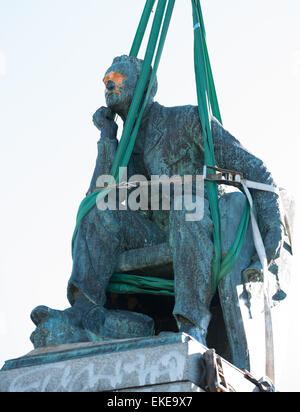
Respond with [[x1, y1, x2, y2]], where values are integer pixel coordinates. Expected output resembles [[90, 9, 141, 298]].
[[103, 72, 127, 100], [103, 62, 138, 113]]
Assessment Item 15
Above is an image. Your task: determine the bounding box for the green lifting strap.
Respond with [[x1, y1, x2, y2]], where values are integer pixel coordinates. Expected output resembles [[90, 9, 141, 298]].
[[130, 0, 157, 58], [107, 274, 174, 296], [191, 0, 250, 292], [71, 0, 175, 253], [71, 0, 250, 296]]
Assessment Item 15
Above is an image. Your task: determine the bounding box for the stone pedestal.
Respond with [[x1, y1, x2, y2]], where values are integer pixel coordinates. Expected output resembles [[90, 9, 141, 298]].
[[0, 333, 261, 392]]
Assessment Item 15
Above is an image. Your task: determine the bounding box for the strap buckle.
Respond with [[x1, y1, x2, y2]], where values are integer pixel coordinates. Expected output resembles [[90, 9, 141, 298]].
[[203, 349, 233, 392], [203, 165, 244, 187]]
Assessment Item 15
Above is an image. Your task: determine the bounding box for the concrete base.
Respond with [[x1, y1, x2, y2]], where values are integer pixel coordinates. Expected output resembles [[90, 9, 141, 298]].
[[0, 333, 260, 392]]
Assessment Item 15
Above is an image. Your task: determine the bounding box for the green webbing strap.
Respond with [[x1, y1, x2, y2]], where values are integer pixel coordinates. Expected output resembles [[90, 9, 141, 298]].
[[192, 0, 222, 291], [109, 0, 167, 180], [121, 0, 176, 169], [110, 0, 175, 180], [218, 202, 250, 282], [130, 0, 157, 58], [72, 0, 175, 253], [107, 274, 174, 296], [196, 3, 222, 124], [192, 0, 250, 292]]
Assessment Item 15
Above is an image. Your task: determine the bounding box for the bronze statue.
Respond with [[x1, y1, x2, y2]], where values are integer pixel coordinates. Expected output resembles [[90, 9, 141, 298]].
[[30, 56, 287, 363]]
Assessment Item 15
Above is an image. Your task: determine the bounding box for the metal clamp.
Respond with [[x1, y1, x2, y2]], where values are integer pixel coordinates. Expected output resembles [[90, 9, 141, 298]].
[[243, 371, 276, 392], [203, 165, 244, 187], [203, 349, 233, 392]]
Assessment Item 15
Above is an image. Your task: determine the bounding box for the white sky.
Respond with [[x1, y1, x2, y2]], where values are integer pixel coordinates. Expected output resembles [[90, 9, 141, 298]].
[[0, 0, 299, 391]]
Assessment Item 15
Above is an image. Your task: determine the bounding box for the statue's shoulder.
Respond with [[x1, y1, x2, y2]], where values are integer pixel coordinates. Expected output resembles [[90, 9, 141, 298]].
[[211, 116, 242, 148], [149, 102, 200, 129]]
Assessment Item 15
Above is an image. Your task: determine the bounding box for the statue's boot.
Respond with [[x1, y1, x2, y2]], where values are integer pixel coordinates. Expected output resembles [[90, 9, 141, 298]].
[[30, 294, 155, 348], [178, 313, 211, 347], [31, 293, 95, 328], [30, 294, 100, 348]]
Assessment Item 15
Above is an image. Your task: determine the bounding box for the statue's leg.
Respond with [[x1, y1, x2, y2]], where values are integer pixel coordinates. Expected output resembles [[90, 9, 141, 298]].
[[169, 198, 214, 345], [68, 207, 166, 306], [30, 207, 166, 347]]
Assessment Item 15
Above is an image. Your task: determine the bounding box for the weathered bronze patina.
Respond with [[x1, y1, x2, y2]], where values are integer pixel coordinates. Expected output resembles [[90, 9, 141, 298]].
[[30, 56, 288, 368]]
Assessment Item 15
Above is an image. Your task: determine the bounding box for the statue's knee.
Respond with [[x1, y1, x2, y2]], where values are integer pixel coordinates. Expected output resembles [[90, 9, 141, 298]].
[[87, 207, 121, 234], [170, 207, 212, 240], [219, 191, 247, 219]]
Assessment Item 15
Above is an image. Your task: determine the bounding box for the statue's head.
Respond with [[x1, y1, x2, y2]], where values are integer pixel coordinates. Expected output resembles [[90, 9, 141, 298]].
[[103, 55, 158, 116]]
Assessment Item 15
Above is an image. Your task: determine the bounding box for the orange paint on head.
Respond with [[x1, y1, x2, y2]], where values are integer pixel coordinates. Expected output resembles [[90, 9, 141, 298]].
[[103, 71, 127, 96]]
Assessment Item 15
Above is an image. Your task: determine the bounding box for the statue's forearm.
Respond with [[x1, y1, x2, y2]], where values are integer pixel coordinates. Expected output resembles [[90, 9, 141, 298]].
[[211, 118, 285, 264], [87, 134, 118, 195], [186, 112, 283, 245]]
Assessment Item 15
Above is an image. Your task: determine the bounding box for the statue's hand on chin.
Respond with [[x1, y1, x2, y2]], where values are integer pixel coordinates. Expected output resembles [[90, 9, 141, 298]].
[[93, 106, 118, 138]]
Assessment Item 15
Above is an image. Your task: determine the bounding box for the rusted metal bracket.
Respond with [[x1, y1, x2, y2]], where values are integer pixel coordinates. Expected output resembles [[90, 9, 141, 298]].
[[203, 348, 276, 393], [203, 349, 233, 392], [203, 165, 244, 187]]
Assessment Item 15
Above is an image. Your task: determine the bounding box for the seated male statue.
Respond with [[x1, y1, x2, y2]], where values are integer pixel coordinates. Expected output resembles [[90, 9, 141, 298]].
[[31, 55, 284, 348]]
